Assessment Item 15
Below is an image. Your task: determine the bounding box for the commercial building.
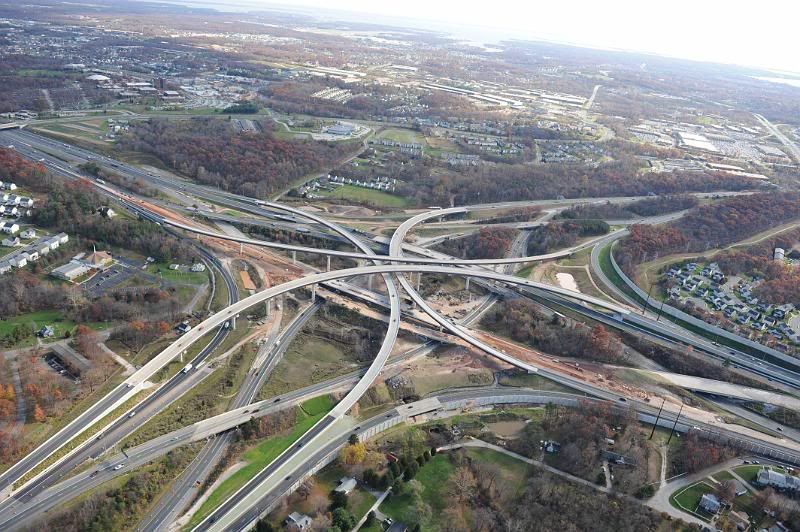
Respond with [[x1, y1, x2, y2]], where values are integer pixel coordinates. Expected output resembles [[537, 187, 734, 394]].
[[51, 260, 92, 281]]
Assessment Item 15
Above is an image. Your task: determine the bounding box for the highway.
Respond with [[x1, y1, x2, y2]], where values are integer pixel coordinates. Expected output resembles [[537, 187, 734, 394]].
[[0, 126, 792, 532], [755, 113, 800, 164], [137, 302, 320, 532], [196, 387, 800, 532], [0, 225, 239, 507]]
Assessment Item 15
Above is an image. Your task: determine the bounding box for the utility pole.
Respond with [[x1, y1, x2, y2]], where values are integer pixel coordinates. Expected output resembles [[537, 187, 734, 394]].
[[657, 298, 666, 322], [649, 397, 666, 439], [642, 283, 654, 316], [667, 402, 684, 445]]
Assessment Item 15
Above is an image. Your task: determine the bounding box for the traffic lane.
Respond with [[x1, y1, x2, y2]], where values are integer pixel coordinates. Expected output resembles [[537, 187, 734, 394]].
[[15, 328, 227, 502], [195, 415, 337, 531]]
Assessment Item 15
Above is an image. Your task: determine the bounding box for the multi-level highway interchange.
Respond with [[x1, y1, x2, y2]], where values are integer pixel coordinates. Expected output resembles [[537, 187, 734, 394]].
[[3, 126, 800, 532]]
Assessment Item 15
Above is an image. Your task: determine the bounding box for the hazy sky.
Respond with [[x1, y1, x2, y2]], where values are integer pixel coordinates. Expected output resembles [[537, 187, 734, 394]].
[[206, 0, 800, 74]]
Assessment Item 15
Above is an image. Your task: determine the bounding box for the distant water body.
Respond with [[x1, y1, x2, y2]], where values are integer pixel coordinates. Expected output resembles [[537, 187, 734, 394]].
[[145, 0, 569, 49]]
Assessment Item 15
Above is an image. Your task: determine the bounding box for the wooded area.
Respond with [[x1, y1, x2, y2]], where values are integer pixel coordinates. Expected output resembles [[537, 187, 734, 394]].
[[616, 192, 800, 273], [118, 118, 353, 198]]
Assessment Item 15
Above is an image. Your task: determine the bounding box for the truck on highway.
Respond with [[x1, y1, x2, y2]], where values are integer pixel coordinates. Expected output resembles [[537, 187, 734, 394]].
[[181, 363, 193, 373]]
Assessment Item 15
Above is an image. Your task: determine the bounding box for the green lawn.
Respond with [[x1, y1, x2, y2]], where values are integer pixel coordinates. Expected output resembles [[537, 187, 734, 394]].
[[300, 395, 335, 417], [669, 481, 714, 519], [321, 184, 410, 209], [375, 128, 425, 145], [314, 465, 376, 522], [187, 398, 333, 528], [379, 454, 457, 530], [734, 465, 763, 484], [147, 262, 209, 284], [711, 470, 735, 483], [464, 448, 531, 493], [0, 310, 110, 346], [497, 371, 574, 393]]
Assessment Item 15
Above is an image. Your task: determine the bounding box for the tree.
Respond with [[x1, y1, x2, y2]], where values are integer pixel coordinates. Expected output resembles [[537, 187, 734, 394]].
[[331, 508, 356, 531], [448, 465, 478, 503], [404, 460, 420, 481], [33, 403, 46, 423], [348, 433, 359, 445], [364, 511, 376, 527], [339, 442, 367, 465], [329, 490, 348, 511], [254, 519, 275, 532]]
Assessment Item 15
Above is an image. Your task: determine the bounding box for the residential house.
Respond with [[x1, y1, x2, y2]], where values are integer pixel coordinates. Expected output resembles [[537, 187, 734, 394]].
[[757, 468, 800, 491], [334, 477, 357, 495], [1, 236, 19, 247], [0, 222, 19, 234], [190, 263, 206, 272], [37, 325, 55, 338], [0, 261, 11, 274], [699, 493, 721, 514], [284, 512, 312, 530], [8, 254, 26, 268], [20, 228, 35, 239]]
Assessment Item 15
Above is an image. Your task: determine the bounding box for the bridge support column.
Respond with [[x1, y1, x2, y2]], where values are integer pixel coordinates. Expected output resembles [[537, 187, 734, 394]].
[[416, 273, 421, 292], [312, 284, 316, 303], [292, 250, 297, 264], [239, 242, 243, 256], [231, 316, 236, 330], [327, 256, 331, 272], [368, 274, 373, 291], [465, 277, 470, 291], [265, 299, 270, 317]]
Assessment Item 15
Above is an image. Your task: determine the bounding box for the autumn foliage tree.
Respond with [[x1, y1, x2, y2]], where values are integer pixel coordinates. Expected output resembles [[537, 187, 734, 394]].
[[33, 403, 46, 423]]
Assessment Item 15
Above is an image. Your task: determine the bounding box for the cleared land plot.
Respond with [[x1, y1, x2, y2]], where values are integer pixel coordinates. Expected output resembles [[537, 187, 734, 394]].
[[320, 184, 410, 209]]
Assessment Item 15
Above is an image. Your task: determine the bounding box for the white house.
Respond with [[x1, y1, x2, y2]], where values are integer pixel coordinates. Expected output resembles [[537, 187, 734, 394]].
[[5, 195, 20, 205], [20, 228, 36, 239], [0, 222, 19, 234], [0, 261, 10, 274], [284, 512, 313, 530], [8, 255, 27, 268], [17, 197, 33, 208], [334, 477, 357, 495], [1, 182, 17, 191], [2, 206, 18, 217], [190, 263, 206, 272], [1, 236, 19, 247]]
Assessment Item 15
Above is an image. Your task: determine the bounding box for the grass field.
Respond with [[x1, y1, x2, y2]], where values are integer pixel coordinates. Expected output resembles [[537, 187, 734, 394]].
[[379, 454, 456, 530], [259, 333, 364, 399], [0, 309, 109, 346], [188, 397, 333, 528], [669, 481, 714, 520], [147, 262, 209, 284], [464, 447, 531, 492], [321, 184, 410, 209], [375, 127, 425, 145], [497, 371, 574, 393]]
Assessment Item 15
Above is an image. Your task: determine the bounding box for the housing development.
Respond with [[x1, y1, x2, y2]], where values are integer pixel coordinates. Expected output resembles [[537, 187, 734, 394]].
[[1, 1, 800, 532]]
